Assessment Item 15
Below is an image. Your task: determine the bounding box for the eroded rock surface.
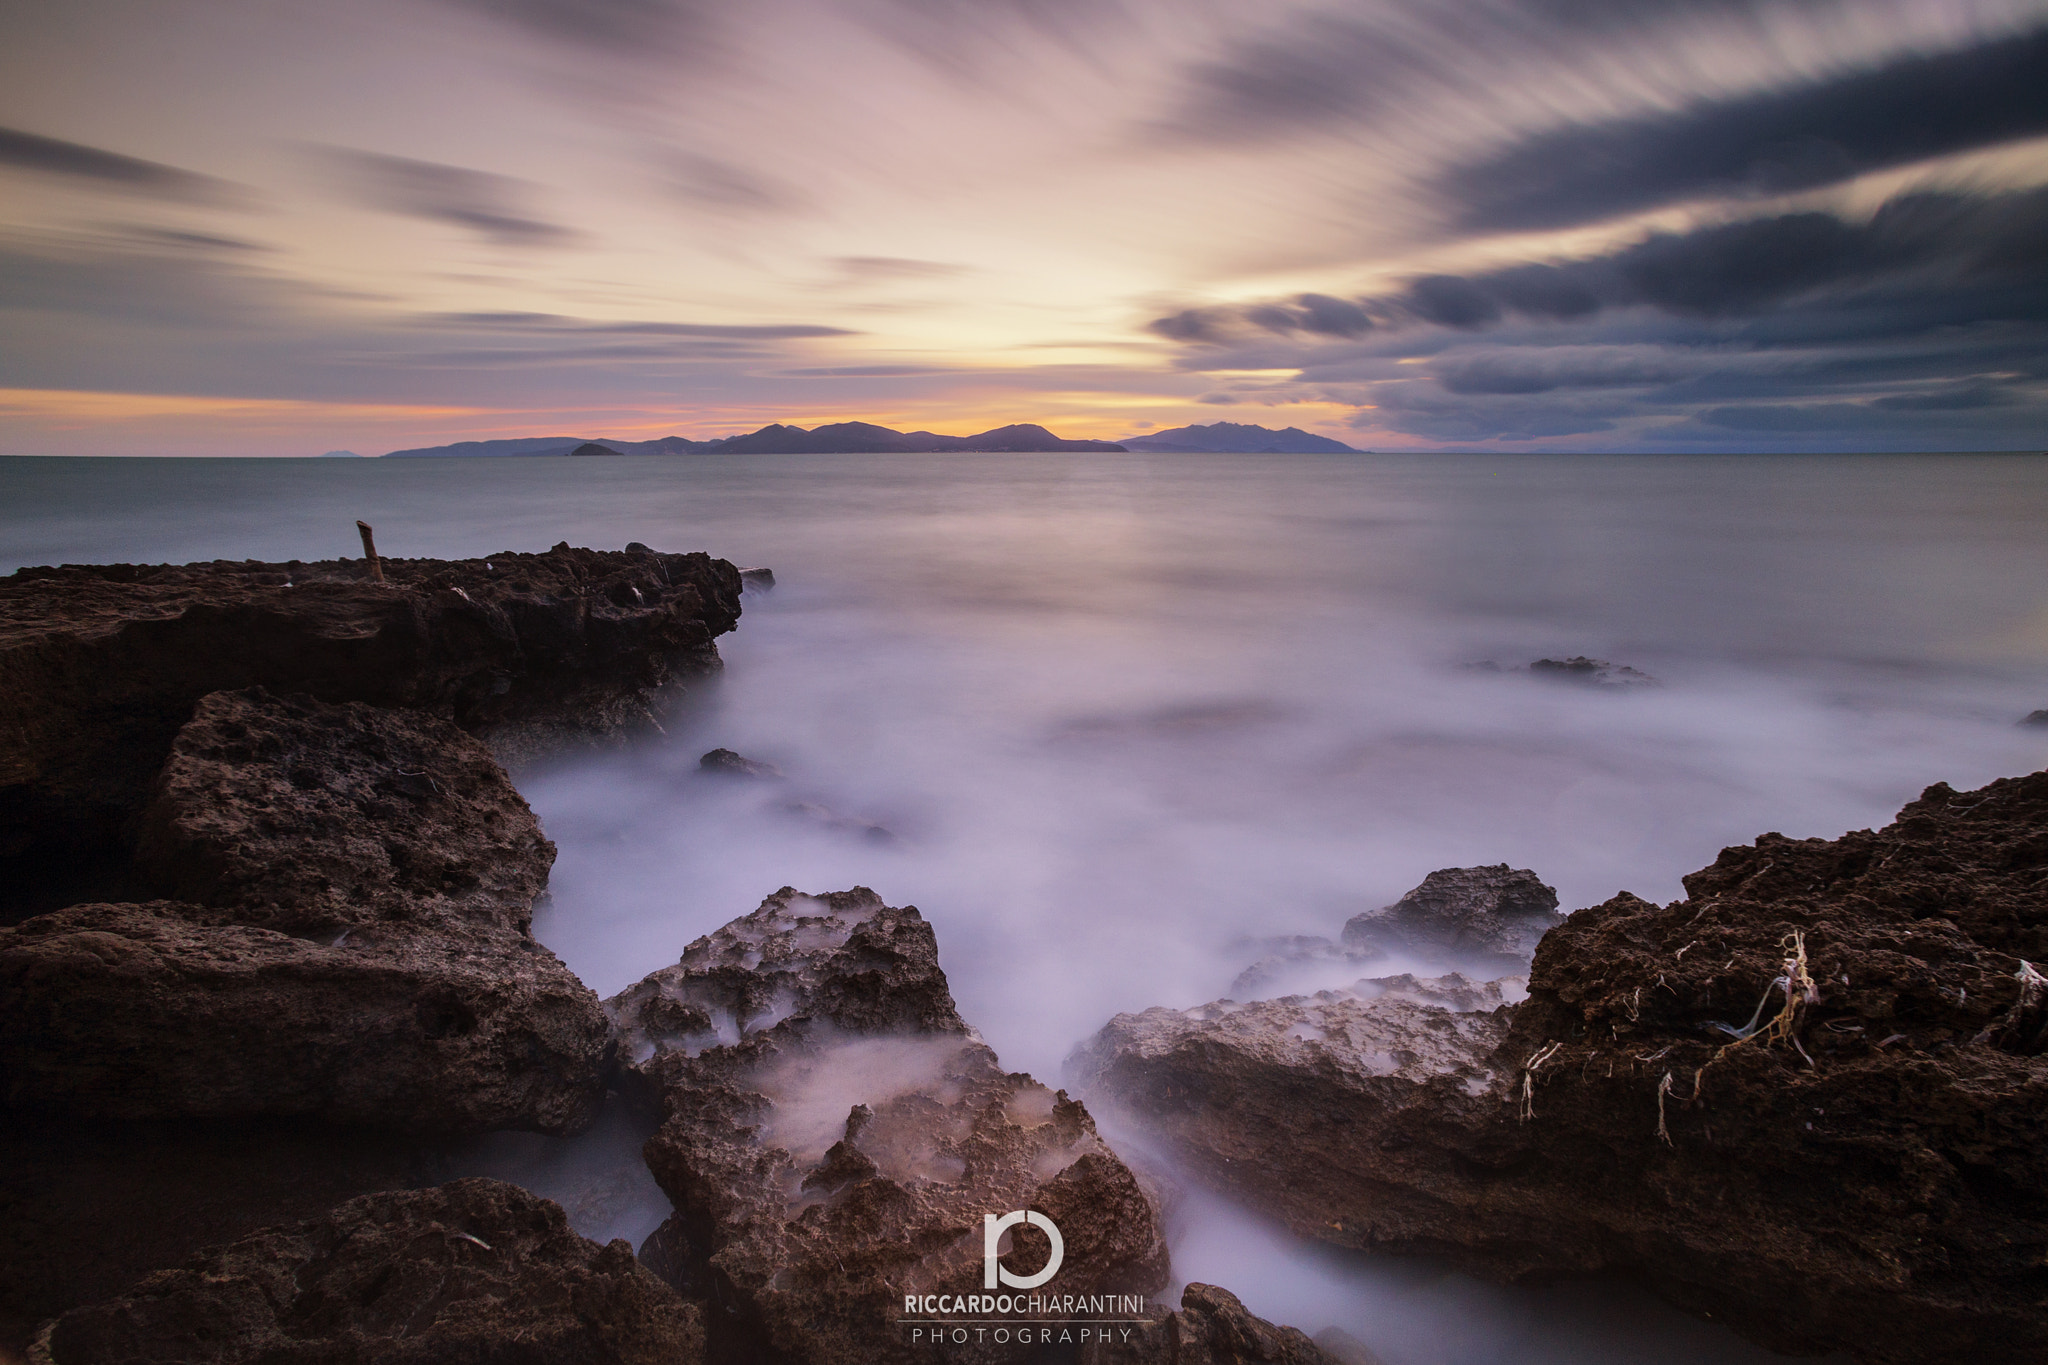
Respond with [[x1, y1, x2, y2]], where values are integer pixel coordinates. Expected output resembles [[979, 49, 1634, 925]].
[[0, 689, 609, 1135], [1231, 866, 1558, 995], [34, 1178, 704, 1365], [1082, 1284, 1342, 1365], [139, 688, 556, 935], [1073, 772, 2048, 1364], [0, 544, 740, 916], [610, 887, 1170, 1364], [1340, 864, 1560, 965]]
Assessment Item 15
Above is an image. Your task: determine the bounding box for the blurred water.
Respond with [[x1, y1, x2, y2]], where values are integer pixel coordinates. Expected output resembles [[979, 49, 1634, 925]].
[[6, 450, 2043, 1363]]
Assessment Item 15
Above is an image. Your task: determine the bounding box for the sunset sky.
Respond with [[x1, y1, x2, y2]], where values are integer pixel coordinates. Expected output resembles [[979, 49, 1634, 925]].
[[2, 0, 2045, 454]]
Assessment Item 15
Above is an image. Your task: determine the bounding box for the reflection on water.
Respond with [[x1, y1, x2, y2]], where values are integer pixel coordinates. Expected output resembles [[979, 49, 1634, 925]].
[[6, 451, 2041, 1362]]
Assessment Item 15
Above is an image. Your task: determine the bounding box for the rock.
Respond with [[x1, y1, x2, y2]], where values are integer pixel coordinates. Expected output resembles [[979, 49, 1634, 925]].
[[34, 1178, 704, 1365], [0, 1113, 432, 1352], [624, 541, 654, 553], [2020, 709, 2048, 727], [1081, 1284, 1342, 1364], [738, 566, 775, 591], [699, 747, 783, 780], [1071, 770, 2048, 1364], [0, 899, 608, 1134], [0, 690, 610, 1136], [138, 688, 554, 936], [1310, 1326, 1387, 1365], [0, 544, 741, 918], [607, 887, 1170, 1363], [1527, 656, 1657, 687], [1341, 865, 1562, 965]]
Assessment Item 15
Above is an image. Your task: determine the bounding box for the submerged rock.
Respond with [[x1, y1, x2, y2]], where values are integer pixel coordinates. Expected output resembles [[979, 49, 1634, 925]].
[[34, 1178, 704, 1365], [1527, 656, 1658, 687], [1232, 865, 1559, 995], [1072, 771, 2048, 1365], [1340, 864, 1561, 966], [609, 887, 1171, 1364], [0, 689, 609, 1135], [699, 747, 784, 780], [738, 566, 776, 591]]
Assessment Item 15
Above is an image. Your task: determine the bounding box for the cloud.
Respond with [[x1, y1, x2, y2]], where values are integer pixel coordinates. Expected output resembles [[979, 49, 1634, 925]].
[[1144, 184, 2048, 447], [437, 0, 705, 54], [310, 148, 577, 246], [0, 125, 240, 203], [1438, 25, 2048, 232], [832, 256, 971, 280], [417, 311, 854, 338], [1160, 187, 2048, 344], [1152, 0, 1849, 146], [664, 154, 811, 213], [781, 364, 957, 376]]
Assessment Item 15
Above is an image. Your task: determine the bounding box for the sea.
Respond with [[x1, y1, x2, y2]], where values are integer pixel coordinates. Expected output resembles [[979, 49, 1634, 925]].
[[6, 450, 2045, 1364]]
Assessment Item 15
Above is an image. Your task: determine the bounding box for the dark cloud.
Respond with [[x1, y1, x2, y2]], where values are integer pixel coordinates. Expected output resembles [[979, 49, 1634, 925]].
[[1155, 0, 1843, 145], [1146, 184, 2048, 447], [1440, 25, 2048, 233], [1432, 346, 1696, 395], [311, 148, 577, 246], [0, 125, 239, 203], [1160, 187, 2048, 345], [439, 0, 703, 53]]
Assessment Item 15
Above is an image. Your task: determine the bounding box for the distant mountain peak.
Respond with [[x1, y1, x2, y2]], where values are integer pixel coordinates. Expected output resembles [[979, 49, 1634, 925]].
[[1120, 422, 1356, 453]]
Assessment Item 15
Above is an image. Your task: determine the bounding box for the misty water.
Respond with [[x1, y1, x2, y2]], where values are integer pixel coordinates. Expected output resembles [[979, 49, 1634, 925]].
[[7, 451, 2046, 1364]]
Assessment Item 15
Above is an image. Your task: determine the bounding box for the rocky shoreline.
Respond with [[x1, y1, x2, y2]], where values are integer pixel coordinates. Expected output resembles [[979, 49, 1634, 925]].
[[3, 543, 2043, 1363], [1070, 780, 2048, 1365]]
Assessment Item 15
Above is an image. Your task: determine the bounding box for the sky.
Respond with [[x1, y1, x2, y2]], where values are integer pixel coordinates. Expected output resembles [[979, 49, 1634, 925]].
[[1, 0, 2045, 455]]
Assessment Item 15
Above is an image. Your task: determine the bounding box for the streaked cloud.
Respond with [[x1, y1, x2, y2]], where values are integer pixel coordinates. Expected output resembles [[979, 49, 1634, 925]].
[[309, 147, 578, 246], [1438, 25, 2048, 232], [0, 126, 240, 203]]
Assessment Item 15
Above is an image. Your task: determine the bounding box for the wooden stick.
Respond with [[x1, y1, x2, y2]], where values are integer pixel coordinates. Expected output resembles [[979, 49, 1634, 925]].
[[356, 520, 384, 581]]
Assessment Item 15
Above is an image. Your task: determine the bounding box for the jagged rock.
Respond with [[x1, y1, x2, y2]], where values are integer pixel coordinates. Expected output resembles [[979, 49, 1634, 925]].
[[0, 690, 609, 1135], [1341, 865, 1562, 965], [138, 688, 554, 936], [608, 887, 1170, 1364], [0, 544, 740, 917], [1082, 1284, 1342, 1364], [699, 748, 784, 780], [1071, 771, 2048, 1364], [1527, 656, 1657, 687], [33, 1178, 704, 1365]]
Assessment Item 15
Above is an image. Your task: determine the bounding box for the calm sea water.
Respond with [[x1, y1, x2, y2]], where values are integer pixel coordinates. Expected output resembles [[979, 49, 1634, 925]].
[[7, 450, 2043, 1364]]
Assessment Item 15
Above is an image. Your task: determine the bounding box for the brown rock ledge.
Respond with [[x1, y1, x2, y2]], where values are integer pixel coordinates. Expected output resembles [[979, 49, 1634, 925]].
[[0, 544, 740, 919], [1070, 771, 2048, 1365]]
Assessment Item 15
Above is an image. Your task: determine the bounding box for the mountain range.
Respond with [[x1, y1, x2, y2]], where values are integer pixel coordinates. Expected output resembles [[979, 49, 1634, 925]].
[[385, 422, 1125, 458], [1117, 422, 1357, 453]]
